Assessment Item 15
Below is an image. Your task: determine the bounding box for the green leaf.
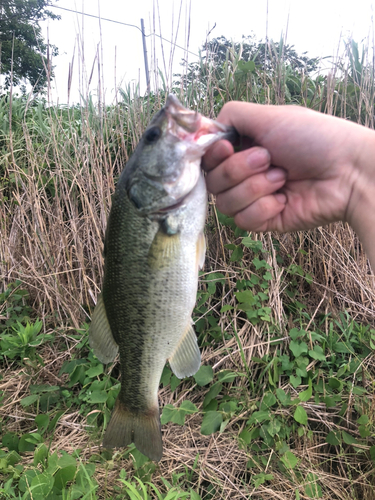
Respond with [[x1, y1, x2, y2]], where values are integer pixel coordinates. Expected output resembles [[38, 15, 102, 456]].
[[241, 237, 264, 252], [333, 342, 352, 354], [342, 430, 359, 445], [160, 366, 172, 386], [324, 396, 337, 408], [54, 466, 77, 490], [161, 404, 177, 425], [260, 392, 277, 409], [299, 379, 312, 402], [289, 340, 308, 357], [253, 258, 269, 270], [19, 470, 38, 493], [266, 418, 281, 437], [326, 431, 341, 446], [86, 390, 108, 404], [217, 370, 238, 383], [194, 365, 214, 386], [58, 453, 77, 468], [161, 401, 198, 426], [18, 433, 37, 452], [294, 406, 308, 425], [85, 363, 104, 378], [170, 374, 180, 392], [328, 377, 343, 391], [35, 414, 49, 435], [305, 473, 322, 498], [289, 328, 304, 340], [30, 472, 54, 499], [220, 304, 233, 313], [201, 411, 223, 435], [247, 410, 271, 425], [252, 472, 274, 487], [239, 427, 259, 445], [230, 245, 243, 262], [203, 382, 222, 408], [359, 425, 371, 438], [357, 415, 369, 425], [33, 443, 48, 467], [2, 433, 19, 452], [290, 375, 301, 388], [308, 345, 326, 361], [20, 394, 39, 407], [280, 451, 299, 469], [276, 388, 292, 406], [235, 290, 255, 304], [352, 386, 367, 395], [5, 450, 21, 467]]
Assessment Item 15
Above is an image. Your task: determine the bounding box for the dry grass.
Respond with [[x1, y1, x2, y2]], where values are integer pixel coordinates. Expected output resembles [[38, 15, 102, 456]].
[[1, 26, 375, 499]]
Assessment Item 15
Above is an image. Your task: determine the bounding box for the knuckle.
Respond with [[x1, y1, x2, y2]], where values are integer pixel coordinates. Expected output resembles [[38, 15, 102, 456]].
[[221, 161, 239, 182], [215, 194, 231, 216]]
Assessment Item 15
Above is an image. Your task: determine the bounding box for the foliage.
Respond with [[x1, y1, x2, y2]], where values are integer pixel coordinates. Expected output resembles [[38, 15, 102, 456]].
[[1, 33, 375, 499], [0, 0, 60, 93], [174, 34, 321, 108]]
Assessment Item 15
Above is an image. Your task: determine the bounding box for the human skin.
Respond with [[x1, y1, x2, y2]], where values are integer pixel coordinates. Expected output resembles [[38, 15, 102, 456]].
[[203, 102, 375, 270]]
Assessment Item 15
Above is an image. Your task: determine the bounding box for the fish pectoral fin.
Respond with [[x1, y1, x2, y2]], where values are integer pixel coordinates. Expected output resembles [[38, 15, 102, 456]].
[[103, 398, 163, 462], [196, 231, 206, 270], [148, 226, 180, 270], [89, 294, 119, 363], [169, 322, 201, 379]]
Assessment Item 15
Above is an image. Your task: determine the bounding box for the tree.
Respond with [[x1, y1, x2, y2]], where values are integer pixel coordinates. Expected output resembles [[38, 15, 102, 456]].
[[174, 35, 321, 106], [0, 0, 60, 93]]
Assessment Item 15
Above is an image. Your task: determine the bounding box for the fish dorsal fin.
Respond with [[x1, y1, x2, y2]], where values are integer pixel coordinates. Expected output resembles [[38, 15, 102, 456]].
[[196, 231, 206, 270], [148, 227, 180, 270], [169, 322, 201, 379], [89, 294, 119, 363]]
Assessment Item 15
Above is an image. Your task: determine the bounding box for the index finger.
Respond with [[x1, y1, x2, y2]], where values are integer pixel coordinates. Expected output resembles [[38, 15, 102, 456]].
[[202, 139, 234, 171]]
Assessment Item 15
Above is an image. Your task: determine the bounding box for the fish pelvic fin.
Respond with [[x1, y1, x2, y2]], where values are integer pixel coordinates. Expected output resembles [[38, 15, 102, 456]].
[[89, 294, 119, 363], [169, 322, 201, 379], [148, 226, 180, 270], [196, 231, 206, 270], [103, 398, 163, 462]]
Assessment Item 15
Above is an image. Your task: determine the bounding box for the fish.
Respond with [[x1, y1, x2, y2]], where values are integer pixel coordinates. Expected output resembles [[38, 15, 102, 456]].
[[89, 94, 237, 461]]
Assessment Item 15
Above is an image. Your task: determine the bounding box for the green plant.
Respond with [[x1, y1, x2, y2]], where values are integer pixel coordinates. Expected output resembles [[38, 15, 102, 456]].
[[0, 319, 53, 363]]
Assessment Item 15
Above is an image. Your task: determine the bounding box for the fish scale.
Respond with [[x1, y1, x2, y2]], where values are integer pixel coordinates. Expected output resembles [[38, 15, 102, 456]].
[[89, 95, 237, 461]]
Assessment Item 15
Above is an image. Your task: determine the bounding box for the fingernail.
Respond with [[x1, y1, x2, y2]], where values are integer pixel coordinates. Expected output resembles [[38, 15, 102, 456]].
[[275, 192, 287, 204], [246, 147, 270, 166], [266, 168, 286, 183]]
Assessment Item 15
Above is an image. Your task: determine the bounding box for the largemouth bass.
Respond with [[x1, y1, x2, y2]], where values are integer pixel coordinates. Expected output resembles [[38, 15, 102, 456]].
[[89, 95, 236, 461]]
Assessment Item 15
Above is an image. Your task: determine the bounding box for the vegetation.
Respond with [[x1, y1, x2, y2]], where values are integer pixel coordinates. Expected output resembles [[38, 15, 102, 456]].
[[0, 0, 59, 93], [1, 34, 375, 499]]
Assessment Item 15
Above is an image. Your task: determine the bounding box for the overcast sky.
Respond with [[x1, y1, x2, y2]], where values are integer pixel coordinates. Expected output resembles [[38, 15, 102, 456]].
[[41, 0, 375, 104]]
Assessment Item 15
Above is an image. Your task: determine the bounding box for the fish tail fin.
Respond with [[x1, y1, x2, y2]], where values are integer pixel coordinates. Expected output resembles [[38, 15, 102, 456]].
[[102, 398, 163, 462]]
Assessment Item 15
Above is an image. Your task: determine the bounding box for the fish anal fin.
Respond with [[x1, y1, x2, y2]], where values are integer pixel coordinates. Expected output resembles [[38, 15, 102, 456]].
[[103, 398, 163, 462], [148, 227, 180, 270], [169, 323, 201, 379], [196, 231, 206, 270], [89, 294, 118, 363]]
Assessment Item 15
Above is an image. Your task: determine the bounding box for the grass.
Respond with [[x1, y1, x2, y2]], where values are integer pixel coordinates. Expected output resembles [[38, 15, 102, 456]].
[[1, 29, 375, 500]]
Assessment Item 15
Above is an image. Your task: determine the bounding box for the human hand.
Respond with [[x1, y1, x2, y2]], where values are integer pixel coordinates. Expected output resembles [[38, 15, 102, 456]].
[[203, 102, 375, 235]]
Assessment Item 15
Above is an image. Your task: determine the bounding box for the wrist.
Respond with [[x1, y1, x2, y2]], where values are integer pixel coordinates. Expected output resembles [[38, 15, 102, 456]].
[[346, 127, 375, 270]]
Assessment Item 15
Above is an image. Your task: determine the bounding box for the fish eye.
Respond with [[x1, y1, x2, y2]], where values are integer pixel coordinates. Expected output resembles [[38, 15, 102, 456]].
[[145, 126, 161, 143]]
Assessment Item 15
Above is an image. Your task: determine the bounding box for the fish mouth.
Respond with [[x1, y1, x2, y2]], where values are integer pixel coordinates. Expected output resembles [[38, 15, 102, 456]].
[[164, 94, 235, 150], [150, 194, 188, 215]]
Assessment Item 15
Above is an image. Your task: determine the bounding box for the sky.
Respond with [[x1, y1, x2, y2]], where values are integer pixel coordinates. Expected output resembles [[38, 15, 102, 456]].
[[40, 0, 375, 105]]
